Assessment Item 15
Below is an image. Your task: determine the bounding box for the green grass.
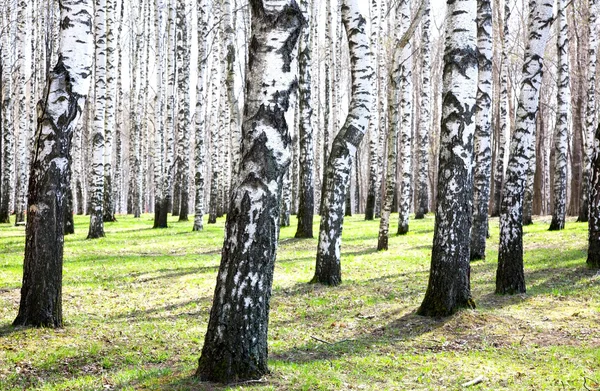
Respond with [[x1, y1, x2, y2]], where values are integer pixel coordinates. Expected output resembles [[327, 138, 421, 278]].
[[0, 213, 599, 390]]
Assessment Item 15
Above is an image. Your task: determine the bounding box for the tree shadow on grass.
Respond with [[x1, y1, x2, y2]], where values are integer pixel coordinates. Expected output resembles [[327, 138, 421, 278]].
[[271, 309, 448, 365]]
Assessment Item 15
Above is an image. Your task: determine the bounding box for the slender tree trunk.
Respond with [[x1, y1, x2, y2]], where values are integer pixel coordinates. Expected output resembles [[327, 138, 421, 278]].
[[294, 0, 315, 238], [549, 0, 570, 231], [580, 0, 599, 222], [418, 0, 477, 317], [103, 0, 117, 223], [397, 0, 413, 236], [496, 0, 553, 295], [0, 28, 14, 224], [88, 0, 107, 239], [312, 0, 375, 286], [377, 64, 399, 251], [365, 0, 381, 221], [176, 0, 190, 222], [13, 0, 93, 327], [415, 0, 431, 220], [196, 1, 303, 382], [193, 0, 208, 232], [491, 0, 511, 218], [470, 0, 493, 260]]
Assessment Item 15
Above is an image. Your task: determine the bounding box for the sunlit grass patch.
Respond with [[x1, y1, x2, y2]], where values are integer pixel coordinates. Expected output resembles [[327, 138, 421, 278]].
[[0, 213, 598, 390]]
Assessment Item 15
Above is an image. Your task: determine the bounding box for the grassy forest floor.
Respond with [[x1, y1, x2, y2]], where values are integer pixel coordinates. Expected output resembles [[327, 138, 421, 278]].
[[0, 213, 599, 390]]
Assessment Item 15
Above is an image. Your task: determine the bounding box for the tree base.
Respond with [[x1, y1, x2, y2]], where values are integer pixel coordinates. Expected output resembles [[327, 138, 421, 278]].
[[196, 350, 268, 384], [417, 297, 476, 318], [309, 273, 341, 287], [548, 219, 564, 231], [414, 212, 425, 220], [377, 235, 388, 251], [397, 224, 409, 235]]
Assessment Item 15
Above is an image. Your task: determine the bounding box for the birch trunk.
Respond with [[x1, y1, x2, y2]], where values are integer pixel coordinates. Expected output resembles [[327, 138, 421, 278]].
[[312, 0, 375, 286], [397, 0, 413, 236], [193, 0, 208, 232], [88, 0, 107, 238], [13, 0, 93, 327], [496, 0, 553, 295], [176, 0, 190, 221], [491, 0, 511, 217], [196, 0, 303, 382], [588, 124, 600, 268], [470, 0, 493, 260], [415, 0, 431, 219], [294, 0, 315, 238], [549, 0, 570, 231], [418, 0, 477, 317], [579, 0, 599, 222], [365, 0, 381, 221]]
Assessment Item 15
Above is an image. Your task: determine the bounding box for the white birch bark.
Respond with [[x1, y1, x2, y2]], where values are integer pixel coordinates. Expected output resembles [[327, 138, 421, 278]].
[[88, 0, 107, 238], [103, 0, 117, 222], [470, 0, 494, 259], [197, 0, 303, 381], [295, 0, 315, 238], [14, 0, 93, 328], [549, 0, 570, 231], [397, 0, 413, 236], [497, 0, 553, 294], [580, 0, 599, 222], [313, 0, 375, 286], [365, 0, 381, 221], [14, 0, 29, 225], [418, 0, 477, 317], [0, 2, 15, 223], [415, 0, 431, 219], [492, 0, 511, 217], [193, 0, 208, 232], [176, 0, 191, 221]]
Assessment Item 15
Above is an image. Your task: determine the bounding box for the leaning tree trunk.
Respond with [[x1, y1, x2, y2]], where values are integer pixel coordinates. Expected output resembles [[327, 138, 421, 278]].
[[312, 0, 374, 286], [491, 0, 511, 217], [579, 0, 599, 222], [496, 0, 553, 295], [294, 0, 315, 238], [415, 0, 431, 220], [470, 0, 493, 260], [549, 0, 570, 231], [195, 0, 303, 382], [417, 0, 477, 317], [87, 0, 107, 239], [13, 0, 93, 328]]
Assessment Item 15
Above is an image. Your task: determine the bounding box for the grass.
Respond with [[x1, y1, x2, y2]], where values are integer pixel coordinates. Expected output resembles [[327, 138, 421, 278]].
[[0, 212, 599, 390]]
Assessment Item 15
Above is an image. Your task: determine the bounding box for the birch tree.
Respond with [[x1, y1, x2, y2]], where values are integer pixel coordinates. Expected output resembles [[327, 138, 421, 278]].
[[294, 0, 315, 238], [415, 0, 432, 220], [193, 0, 208, 232], [397, 0, 413, 236], [579, 0, 598, 222], [103, 0, 117, 222], [0, 5, 14, 224], [549, 0, 569, 231], [175, 0, 190, 221], [196, 0, 303, 382], [496, 0, 553, 294], [418, 0, 477, 317], [491, 0, 511, 217], [312, 0, 374, 286], [470, 0, 493, 260], [88, 0, 107, 239], [13, 0, 93, 327], [588, 124, 600, 269], [365, 0, 381, 221]]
